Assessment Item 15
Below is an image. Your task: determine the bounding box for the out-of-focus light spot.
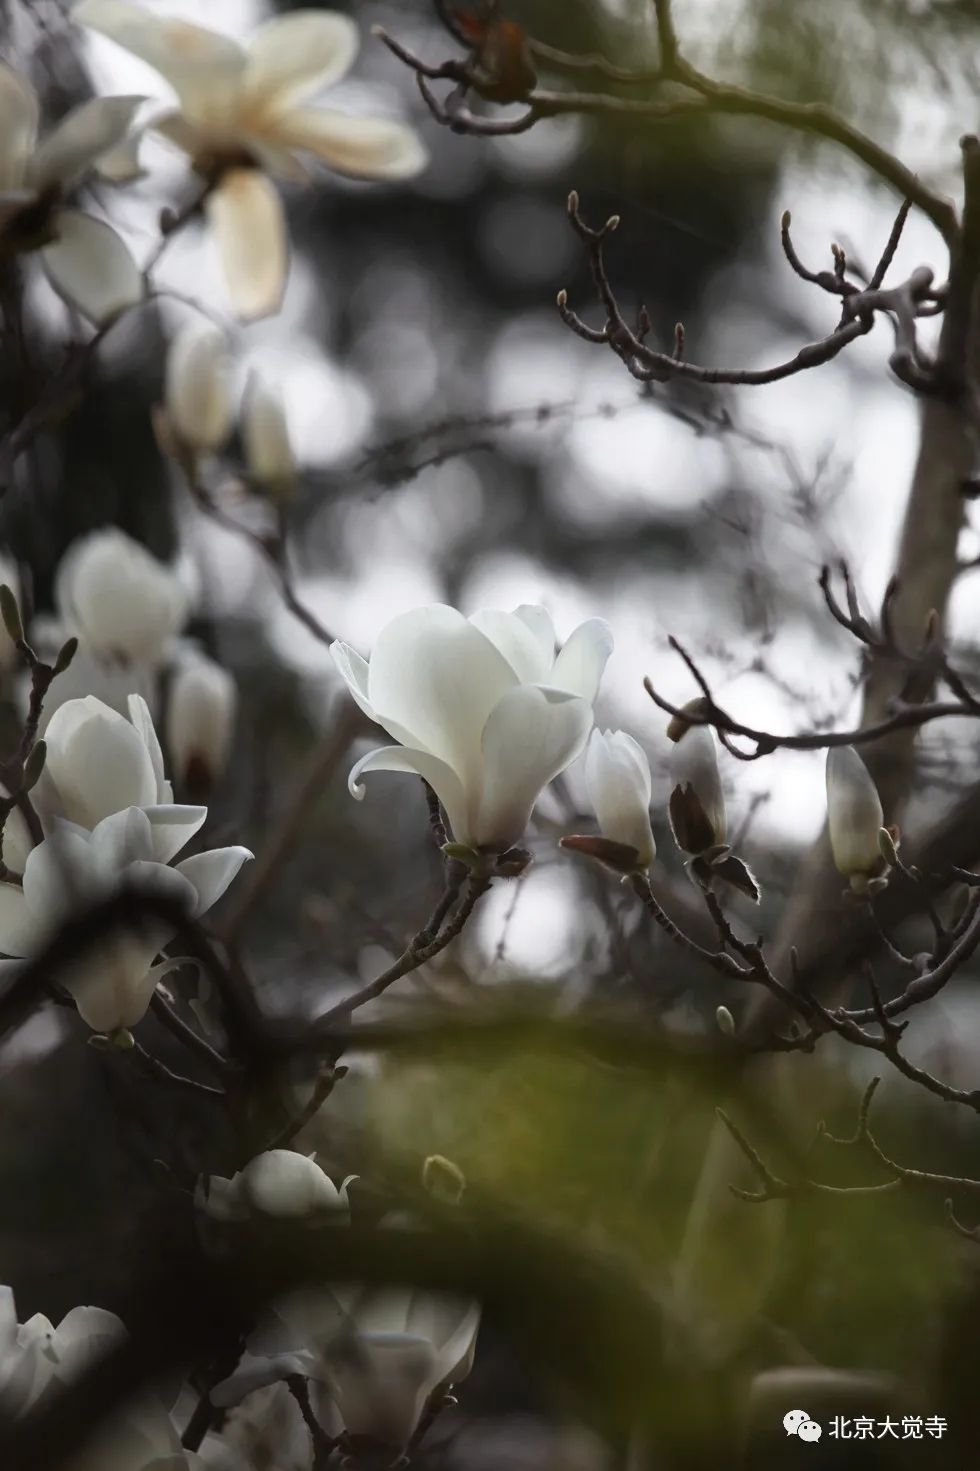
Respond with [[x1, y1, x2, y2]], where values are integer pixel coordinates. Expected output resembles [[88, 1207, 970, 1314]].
[[479, 196, 579, 287], [490, 116, 584, 179]]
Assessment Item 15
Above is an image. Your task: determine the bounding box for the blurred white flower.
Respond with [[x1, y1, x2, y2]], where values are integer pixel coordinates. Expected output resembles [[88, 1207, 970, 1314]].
[[165, 321, 234, 458], [166, 648, 236, 799], [0, 64, 144, 324], [0, 1284, 124, 1417], [76, 3, 429, 318], [52, 528, 190, 667], [0, 806, 250, 1032], [216, 1285, 480, 1449], [332, 604, 613, 851], [68, 1393, 201, 1471], [242, 371, 297, 496], [667, 715, 726, 856], [826, 745, 886, 889], [196, 1150, 352, 1222], [583, 728, 655, 869]]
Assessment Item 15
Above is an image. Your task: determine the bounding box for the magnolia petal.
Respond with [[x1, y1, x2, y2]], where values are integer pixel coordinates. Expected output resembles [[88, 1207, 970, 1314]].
[[432, 1299, 481, 1386], [73, 2, 246, 114], [512, 604, 556, 665], [150, 107, 204, 158], [322, 1333, 436, 1446], [242, 371, 296, 484], [27, 95, 144, 191], [366, 605, 516, 795], [21, 829, 103, 925], [467, 608, 553, 685], [127, 694, 168, 801], [584, 729, 655, 866], [0, 63, 38, 191], [205, 167, 287, 320], [94, 129, 144, 183], [242, 11, 359, 114], [266, 108, 428, 181], [477, 685, 592, 850], [41, 209, 144, 326], [210, 1349, 318, 1408], [550, 618, 614, 703], [88, 806, 155, 874], [141, 806, 208, 865], [175, 845, 252, 918], [239, 1149, 344, 1218], [0, 880, 38, 958], [165, 319, 233, 454], [348, 745, 470, 849]]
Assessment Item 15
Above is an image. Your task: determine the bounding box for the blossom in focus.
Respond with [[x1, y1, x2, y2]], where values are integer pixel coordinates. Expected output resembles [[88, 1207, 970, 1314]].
[[0, 1284, 124, 1417], [242, 371, 297, 497], [166, 648, 237, 800], [331, 604, 613, 851], [826, 745, 886, 890], [666, 703, 726, 855], [76, 2, 429, 318], [52, 527, 190, 668], [196, 1149, 352, 1222], [0, 806, 250, 1032], [582, 728, 656, 870], [0, 64, 144, 323], [164, 320, 234, 459]]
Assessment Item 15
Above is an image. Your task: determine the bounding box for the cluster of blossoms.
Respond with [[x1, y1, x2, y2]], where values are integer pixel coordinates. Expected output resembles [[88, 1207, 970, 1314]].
[[0, 4, 427, 325]]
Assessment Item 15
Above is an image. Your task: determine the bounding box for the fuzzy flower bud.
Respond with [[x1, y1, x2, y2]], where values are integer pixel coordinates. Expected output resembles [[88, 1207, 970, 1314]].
[[165, 321, 233, 457], [166, 649, 237, 800], [242, 371, 297, 498], [826, 746, 886, 891], [666, 703, 726, 855], [583, 728, 656, 869]]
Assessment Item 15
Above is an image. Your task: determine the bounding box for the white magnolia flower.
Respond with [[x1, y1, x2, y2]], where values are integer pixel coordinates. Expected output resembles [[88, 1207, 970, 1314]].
[[166, 649, 237, 798], [667, 719, 726, 856], [826, 746, 886, 889], [68, 1393, 202, 1471], [0, 805, 250, 1031], [33, 694, 207, 863], [584, 728, 655, 868], [219, 1286, 480, 1448], [332, 604, 613, 851], [197, 1150, 352, 1222], [76, 2, 429, 318], [53, 528, 190, 667], [0, 1285, 125, 1417], [0, 64, 144, 324], [165, 321, 233, 457], [242, 371, 297, 494]]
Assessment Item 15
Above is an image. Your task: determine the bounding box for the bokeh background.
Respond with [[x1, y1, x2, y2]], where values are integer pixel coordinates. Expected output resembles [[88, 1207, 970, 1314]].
[[3, 1, 980, 1466]]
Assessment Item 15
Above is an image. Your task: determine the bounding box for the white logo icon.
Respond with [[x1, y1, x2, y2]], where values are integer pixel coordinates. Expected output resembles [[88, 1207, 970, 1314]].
[[784, 1410, 822, 1441]]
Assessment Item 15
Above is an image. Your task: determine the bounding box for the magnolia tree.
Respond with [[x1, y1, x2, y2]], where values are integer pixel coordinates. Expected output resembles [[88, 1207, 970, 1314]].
[[2, 1, 980, 1468]]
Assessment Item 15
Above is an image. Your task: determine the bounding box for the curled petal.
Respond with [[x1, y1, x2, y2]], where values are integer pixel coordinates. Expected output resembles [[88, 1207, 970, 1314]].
[[27, 95, 144, 190], [41, 209, 143, 326], [476, 684, 592, 850], [348, 744, 470, 849], [550, 618, 614, 703], [266, 108, 428, 180], [242, 11, 360, 114], [205, 167, 287, 320]]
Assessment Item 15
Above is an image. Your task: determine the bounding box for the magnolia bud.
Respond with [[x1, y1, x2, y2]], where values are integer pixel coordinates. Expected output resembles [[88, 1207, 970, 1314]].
[[826, 746, 885, 890], [165, 321, 233, 456], [21, 740, 46, 791], [52, 636, 78, 676], [667, 718, 726, 855], [166, 651, 236, 801], [422, 1154, 466, 1204], [242, 372, 297, 499], [0, 583, 23, 646], [583, 729, 656, 869], [715, 1004, 735, 1036], [0, 556, 22, 668]]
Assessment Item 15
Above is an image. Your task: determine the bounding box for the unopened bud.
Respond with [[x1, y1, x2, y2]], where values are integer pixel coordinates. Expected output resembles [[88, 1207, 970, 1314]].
[[665, 696, 712, 744], [165, 320, 233, 456], [21, 740, 46, 791], [53, 636, 78, 676], [422, 1154, 466, 1205], [0, 584, 23, 645], [878, 825, 899, 867], [716, 1005, 735, 1037], [108, 1027, 135, 1050], [242, 372, 298, 501], [826, 747, 885, 883]]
